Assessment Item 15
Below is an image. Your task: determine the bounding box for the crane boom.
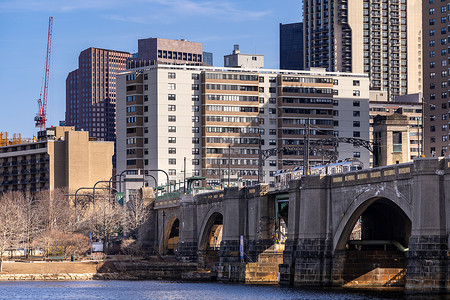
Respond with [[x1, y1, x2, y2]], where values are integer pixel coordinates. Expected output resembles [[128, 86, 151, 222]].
[[35, 16, 53, 130]]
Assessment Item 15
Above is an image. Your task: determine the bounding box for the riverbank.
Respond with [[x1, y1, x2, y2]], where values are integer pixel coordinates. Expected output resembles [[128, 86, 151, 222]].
[[0, 260, 199, 281]]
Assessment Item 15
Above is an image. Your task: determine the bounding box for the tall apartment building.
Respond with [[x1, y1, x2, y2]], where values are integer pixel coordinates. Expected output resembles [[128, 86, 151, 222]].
[[65, 47, 131, 141], [280, 22, 304, 70], [127, 38, 204, 69], [423, 1, 450, 157], [303, 0, 422, 100], [0, 127, 114, 194], [116, 65, 369, 187]]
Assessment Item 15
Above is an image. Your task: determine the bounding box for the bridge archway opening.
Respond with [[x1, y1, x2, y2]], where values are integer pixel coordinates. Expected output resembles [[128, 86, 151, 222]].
[[275, 194, 289, 244], [198, 212, 223, 268], [336, 197, 411, 287], [163, 218, 179, 255]]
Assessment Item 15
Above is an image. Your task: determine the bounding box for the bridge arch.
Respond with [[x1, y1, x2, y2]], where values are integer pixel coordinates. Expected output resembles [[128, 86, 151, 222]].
[[198, 210, 224, 251], [161, 216, 180, 255], [333, 185, 412, 251]]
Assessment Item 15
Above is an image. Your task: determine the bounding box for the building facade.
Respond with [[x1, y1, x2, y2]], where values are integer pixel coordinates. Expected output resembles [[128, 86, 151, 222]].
[[303, 0, 422, 100], [117, 65, 370, 188], [0, 127, 114, 194], [224, 45, 264, 69], [280, 22, 304, 70], [127, 38, 204, 69], [423, 1, 450, 157], [369, 93, 423, 165], [65, 47, 131, 141]]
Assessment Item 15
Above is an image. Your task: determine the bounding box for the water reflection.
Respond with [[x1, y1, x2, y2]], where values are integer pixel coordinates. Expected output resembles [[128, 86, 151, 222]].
[[0, 281, 448, 300]]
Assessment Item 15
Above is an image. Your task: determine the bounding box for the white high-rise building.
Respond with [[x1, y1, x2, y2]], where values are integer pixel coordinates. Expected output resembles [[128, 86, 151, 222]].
[[117, 64, 370, 188]]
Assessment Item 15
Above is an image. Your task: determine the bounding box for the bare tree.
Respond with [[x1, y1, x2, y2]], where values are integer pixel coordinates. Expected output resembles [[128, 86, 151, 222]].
[[84, 192, 126, 254], [0, 192, 23, 270], [124, 192, 150, 240]]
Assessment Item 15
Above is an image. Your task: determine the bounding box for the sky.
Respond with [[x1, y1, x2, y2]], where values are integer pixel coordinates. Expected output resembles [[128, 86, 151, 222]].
[[0, 0, 301, 138]]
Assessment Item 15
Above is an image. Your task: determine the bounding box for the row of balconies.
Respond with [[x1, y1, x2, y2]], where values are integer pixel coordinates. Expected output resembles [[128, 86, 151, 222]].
[[0, 168, 49, 176], [1, 177, 49, 186], [0, 157, 49, 167]]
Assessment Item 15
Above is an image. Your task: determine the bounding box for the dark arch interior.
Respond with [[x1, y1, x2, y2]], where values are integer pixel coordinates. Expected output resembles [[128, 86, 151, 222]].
[[338, 198, 412, 286], [198, 213, 223, 269], [349, 198, 411, 249], [166, 218, 179, 255]]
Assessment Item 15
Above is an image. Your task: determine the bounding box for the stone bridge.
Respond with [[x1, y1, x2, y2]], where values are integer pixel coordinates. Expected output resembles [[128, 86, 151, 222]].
[[146, 158, 449, 293]]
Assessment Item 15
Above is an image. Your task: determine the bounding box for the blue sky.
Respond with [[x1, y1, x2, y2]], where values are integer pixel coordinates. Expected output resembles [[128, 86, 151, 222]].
[[0, 0, 301, 138]]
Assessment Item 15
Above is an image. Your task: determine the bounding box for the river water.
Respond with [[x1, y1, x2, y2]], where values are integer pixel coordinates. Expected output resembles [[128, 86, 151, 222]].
[[0, 280, 448, 300]]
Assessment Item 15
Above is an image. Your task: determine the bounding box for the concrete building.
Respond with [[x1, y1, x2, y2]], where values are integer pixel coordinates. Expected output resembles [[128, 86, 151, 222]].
[[280, 22, 304, 70], [128, 38, 204, 69], [66, 48, 131, 142], [369, 93, 423, 165], [303, 0, 422, 101], [116, 64, 369, 188], [423, 1, 449, 157], [224, 45, 264, 69], [373, 114, 411, 166], [0, 127, 114, 194]]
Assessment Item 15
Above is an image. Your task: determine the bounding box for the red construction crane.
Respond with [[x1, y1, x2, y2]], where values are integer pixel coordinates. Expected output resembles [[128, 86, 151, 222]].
[[35, 17, 53, 130]]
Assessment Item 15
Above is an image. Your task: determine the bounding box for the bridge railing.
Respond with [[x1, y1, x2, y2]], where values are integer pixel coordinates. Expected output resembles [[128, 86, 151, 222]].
[[330, 162, 413, 186]]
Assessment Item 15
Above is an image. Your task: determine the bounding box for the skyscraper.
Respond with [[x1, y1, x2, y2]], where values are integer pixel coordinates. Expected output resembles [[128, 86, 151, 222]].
[[280, 22, 304, 70], [423, 1, 448, 157], [303, 0, 422, 101], [65, 47, 131, 141]]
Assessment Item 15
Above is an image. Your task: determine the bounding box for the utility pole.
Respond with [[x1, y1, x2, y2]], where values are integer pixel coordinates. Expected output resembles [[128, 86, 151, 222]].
[[228, 144, 231, 186], [303, 118, 310, 175], [218, 161, 221, 188], [183, 157, 186, 193], [258, 130, 263, 183]]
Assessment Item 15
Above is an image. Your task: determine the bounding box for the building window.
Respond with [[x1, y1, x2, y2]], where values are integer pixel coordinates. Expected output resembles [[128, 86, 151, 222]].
[[269, 129, 276, 135], [192, 84, 199, 90], [168, 83, 176, 90], [192, 74, 199, 80], [353, 111, 360, 117], [169, 169, 176, 175], [393, 131, 402, 152], [192, 148, 199, 155], [144, 85, 148, 91], [168, 126, 176, 132], [353, 152, 361, 158], [192, 116, 199, 123], [353, 101, 360, 107], [192, 95, 199, 101], [192, 159, 199, 165], [168, 72, 176, 79], [353, 90, 360, 96], [168, 137, 176, 143], [269, 108, 276, 114], [353, 131, 360, 138], [192, 137, 199, 144], [168, 115, 176, 122], [168, 158, 176, 165], [168, 94, 176, 101], [269, 139, 276, 146], [353, 121, 360, 127], [144, 74, 148, 80], [353, 80, 360, 86], [168, 105, 176, 111], [192, 127, 199, 133], [168, 148, 176, 154], [192, 105, 199, 112]]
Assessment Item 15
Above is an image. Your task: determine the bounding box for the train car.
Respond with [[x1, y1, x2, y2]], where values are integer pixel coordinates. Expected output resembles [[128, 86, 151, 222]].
[[274, 159, 364, 190]]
